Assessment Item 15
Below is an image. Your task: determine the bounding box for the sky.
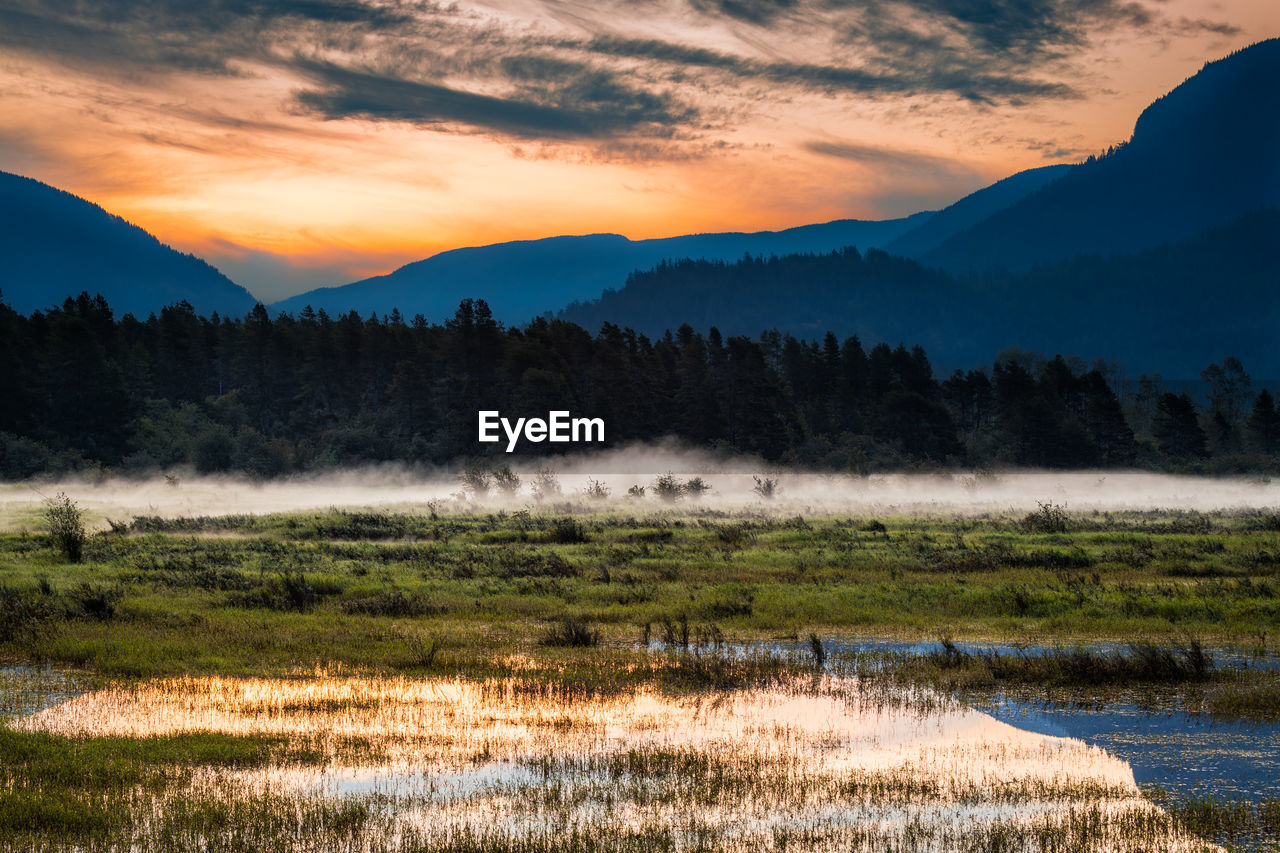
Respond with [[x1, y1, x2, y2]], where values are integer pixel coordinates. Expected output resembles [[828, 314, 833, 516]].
[[0, 1, 1272, 302]]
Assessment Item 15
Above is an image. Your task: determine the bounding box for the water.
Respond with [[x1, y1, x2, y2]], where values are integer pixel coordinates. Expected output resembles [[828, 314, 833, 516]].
[[8, 673, 1228, 851], [987, 696, 1280, 803]]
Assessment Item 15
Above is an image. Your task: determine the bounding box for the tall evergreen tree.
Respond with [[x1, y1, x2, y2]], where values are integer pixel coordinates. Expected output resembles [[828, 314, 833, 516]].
[[1246, 390, 1280, 454], [1152, 392, 1208, 459]]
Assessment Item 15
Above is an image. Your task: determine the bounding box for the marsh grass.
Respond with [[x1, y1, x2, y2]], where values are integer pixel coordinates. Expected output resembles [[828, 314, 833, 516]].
[[915, 639, 1216, 687], [3, 505, 1279, 684], [0, 672, 1229, 852], [541, 616, 600, 648], [1203, 674, 1280, 721], [1147, 786, 1280, 850]]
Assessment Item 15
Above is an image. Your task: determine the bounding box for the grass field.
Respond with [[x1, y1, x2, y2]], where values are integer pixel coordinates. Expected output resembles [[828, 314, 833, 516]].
[[2, 504, 1278, 677]]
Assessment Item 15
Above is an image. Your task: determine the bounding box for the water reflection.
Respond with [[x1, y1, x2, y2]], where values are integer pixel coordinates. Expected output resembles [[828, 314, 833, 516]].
[[986, 696, 1280, 803], [18, 674, 1219, 851]]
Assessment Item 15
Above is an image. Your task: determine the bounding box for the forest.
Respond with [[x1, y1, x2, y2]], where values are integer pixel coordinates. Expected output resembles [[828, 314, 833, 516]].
[[0, 291, 1277, 478], [557, 209, 1280, 378]]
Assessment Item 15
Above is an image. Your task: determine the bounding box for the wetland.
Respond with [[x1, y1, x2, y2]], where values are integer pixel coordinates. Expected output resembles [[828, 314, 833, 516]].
[[1, 471, 1278, 851]]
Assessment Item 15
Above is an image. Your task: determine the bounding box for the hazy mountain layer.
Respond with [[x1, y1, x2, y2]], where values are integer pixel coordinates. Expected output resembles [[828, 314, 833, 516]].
[[0, 171, 257, 318]]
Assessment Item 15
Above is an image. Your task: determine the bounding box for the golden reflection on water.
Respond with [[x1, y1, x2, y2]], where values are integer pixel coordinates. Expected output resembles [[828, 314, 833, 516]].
[[20, 674, 1220, 852]]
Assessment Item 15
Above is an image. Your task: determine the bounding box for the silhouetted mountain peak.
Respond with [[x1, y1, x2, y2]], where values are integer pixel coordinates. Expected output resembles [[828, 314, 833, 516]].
[[920, 38, 1280, 273], [0, 171, 257, 318]]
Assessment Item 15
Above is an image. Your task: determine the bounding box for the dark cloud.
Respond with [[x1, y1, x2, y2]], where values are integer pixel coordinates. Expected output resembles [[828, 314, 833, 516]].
[[0, 0, 1244, 154], [291, 58, 696, 138], [875, 0, 1154, 60], [0, 0, 420, 77], [688, 0, 797, 25], [585, 35, 1074, 101]]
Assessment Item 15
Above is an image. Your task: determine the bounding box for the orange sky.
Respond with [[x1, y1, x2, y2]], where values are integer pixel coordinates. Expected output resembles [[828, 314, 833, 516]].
[[0, 0, 1272, 300]]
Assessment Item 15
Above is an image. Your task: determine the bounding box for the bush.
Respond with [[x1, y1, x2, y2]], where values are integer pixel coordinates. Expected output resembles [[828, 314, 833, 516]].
[[545, 518, 589, 544], [653, 473, 683, 503], [541, 616, 600, 647], [491, 466, 521, 497], [808, 633, 827, 668], [44, 492, 86, 563], [530, 467, 561, 501], [341, 590, 441, 617], [229, 572, 322, 612], [1020, 501, 1070, 534], [684, 477, 711, 500], [0, 585, 60, 642], [752, 475, 779, 500], [459, 465, 491, 498], [584, 478, 610, 500], [67, 583, 123, 621]]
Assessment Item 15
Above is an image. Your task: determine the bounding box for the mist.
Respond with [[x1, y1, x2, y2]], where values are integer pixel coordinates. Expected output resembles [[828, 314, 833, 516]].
[[1, 443, 1277, 530]]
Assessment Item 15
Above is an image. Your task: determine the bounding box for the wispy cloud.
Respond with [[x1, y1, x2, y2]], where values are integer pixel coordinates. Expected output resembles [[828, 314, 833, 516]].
[[0, 0, 1240, 156], [291, 57, 698, 139]]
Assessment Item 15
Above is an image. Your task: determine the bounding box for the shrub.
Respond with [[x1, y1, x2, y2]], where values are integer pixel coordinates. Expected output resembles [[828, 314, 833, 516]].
[[341, 590, 441, 617], [653, 473, 683, 503], [229, 572, 321, 612], [1020, 501, 1070, 534], [405, 635, 443, 668], [44, 492, 86, 563], [459, 465, 491, 498], [752, 475, 779, 500], [660, 614, 690, 649], [541, 616, 600, 647], [491, 466, 521, 497], [684, 477, 711, 500], [0, 585, 60, 642], [530, 467, 561, 501], [714, 522, 753, 547], [67, 583, 123, 621], [545, 518, 589, 544], [584, 478, 611, 500]]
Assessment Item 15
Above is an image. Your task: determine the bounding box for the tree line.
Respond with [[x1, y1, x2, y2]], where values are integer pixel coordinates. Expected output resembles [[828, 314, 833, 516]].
[[0, 292, 1277, 478]]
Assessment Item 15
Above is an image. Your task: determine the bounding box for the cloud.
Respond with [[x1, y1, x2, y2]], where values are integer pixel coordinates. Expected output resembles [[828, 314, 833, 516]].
[[291, 56, 697, 139], [805, 139, 974, 174], [0, 0, 1245, 157], [584, 35, 1075, 101], [688, 0, 798, 25]]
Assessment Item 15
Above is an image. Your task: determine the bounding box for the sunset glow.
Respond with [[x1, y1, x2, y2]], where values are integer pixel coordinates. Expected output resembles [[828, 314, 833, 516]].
[[0, 0, 1271, 299]]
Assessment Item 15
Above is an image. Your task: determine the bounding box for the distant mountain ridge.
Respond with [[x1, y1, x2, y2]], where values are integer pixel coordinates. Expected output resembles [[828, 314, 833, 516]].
[[917, 38, 1280, 272], [882, 164, 1073, 259], [268, 214, 935, 324], [558, 208, 1280, 376], [0, 171, 257, 318]]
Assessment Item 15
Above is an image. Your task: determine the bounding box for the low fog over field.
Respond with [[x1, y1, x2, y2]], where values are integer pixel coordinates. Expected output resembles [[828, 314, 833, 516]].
[[1, 444, 1277, 530]]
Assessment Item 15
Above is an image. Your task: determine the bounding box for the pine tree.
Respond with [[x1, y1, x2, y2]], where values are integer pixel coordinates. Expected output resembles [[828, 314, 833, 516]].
[[1152, 393, 1208, 459], [1246, 390, 1280, 454]]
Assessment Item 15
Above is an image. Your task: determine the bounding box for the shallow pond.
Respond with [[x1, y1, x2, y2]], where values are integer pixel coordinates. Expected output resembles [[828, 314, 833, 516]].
[[9, 672, 1227, 851]]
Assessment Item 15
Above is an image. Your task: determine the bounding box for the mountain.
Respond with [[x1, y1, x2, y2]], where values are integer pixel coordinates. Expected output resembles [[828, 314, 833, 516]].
[[558, 208, 1280, 376], [921, 38, 1280, 272], [269, 214, 932, 324], [882, 164, 1073, 258], [0, 171, 257, 318]]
